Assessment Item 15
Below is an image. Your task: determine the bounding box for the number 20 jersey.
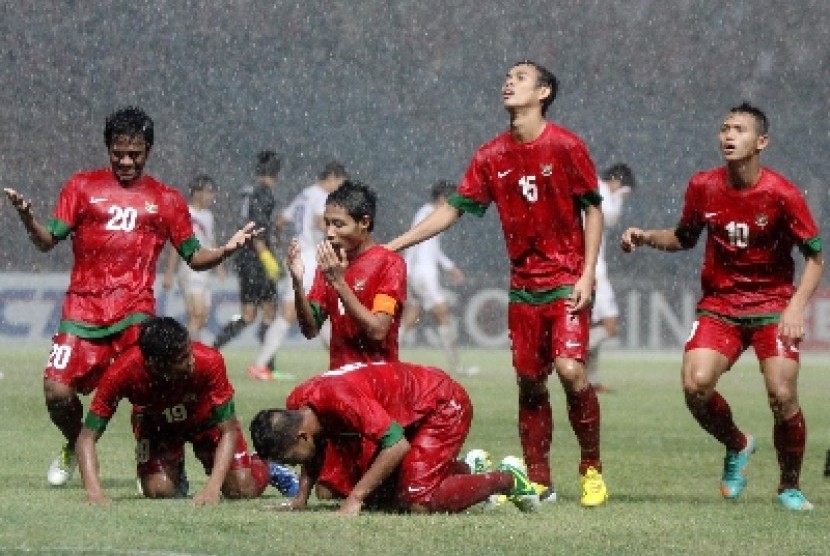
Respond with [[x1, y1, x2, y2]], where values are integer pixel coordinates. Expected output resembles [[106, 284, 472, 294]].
[[46, 169, 197, 326]]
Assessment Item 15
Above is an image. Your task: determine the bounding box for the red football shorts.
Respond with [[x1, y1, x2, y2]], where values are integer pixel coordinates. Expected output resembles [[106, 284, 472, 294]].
[[508, 299, 590, 380], [685, 315, 798, 365], [134, 418, 252, 479], [43, 326, 140, 394]]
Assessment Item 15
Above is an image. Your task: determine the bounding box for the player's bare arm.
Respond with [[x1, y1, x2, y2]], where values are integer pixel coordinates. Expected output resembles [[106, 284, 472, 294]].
[[188, 221, 262, 271], [569, 204, 603, 312], [385, 202, 461, 252], [75, 427, 111, 505], [779, 252, 824, 347], [338, 438, 410, 516], [620, 227, 684, 253], [193, 419, 239, 506], [286, 238, 305, 284], [4, 188, 59, 251]]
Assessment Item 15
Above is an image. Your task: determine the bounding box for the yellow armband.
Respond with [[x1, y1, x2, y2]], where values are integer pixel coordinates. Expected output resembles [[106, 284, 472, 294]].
[[258, 250, 281, 281]]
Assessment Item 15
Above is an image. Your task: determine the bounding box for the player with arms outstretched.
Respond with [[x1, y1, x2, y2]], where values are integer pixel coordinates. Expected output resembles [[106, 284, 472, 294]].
[[621, 102, 823, 511], [4, 106, 258, 487], [387, 60, 607, 506]]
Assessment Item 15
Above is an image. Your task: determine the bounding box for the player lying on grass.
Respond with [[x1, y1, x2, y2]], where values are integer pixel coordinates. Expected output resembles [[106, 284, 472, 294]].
[[75, 316, 294, 505], [250, 360, 539, 515]]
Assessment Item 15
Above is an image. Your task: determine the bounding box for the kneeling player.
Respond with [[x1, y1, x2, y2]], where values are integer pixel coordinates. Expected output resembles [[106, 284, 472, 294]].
[[250, 360, 539, 515], [76, 316, 285, 505]]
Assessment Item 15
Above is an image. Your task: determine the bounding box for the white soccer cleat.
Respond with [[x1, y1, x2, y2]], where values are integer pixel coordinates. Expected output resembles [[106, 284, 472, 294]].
[[464, 449, 493, 474], [47, 444, 77, 486]]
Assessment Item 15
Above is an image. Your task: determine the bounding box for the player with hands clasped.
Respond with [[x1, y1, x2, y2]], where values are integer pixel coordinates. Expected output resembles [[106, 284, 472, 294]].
[[386, 60, 607, 507], [620, 102, 823, 511], [3, 106, 259, 489]]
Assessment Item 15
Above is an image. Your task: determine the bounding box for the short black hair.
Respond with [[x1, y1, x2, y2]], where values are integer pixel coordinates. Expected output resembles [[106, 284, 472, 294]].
[[256, 150, 282, 177], [138, 316, 189, 362], [104, 106, 154, 148], [600, 163, 636, 190], [326, 180, 378, 232], [318, 161, 348, 181], [430, 179, 456, 201], [729, 102, 769, 135], [512, 60, 559, 116], [250, 409, 304, 461], [188, 174, 216, 195]]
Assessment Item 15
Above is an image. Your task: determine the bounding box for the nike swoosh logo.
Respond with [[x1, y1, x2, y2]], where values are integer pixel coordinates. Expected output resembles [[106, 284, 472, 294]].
[[90, 197, 107, 204], [565, 340, 582, 348], [497, 170, 512, 178]]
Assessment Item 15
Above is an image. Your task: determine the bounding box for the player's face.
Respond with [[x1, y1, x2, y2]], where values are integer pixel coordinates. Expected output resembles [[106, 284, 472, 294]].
[[147, 344, 194, 383], [502, 64, 548, 110], [323, 204, 370, 259], [108, 135, 149, 184], [718, 112, 768, 162], [195, 187, 216, 208]]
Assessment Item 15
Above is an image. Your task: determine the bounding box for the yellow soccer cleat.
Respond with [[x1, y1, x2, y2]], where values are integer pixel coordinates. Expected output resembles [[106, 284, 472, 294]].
[[580, 467, 608, 507]]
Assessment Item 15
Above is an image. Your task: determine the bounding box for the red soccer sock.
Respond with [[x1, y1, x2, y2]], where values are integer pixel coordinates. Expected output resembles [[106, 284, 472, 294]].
[[773, 409, 806, 491], [519, 389, 552, 485], [566, 385, 601, 474], [249, 454, 271, 497], [428, 471, 513, 513], [688, 391, 745, 452]]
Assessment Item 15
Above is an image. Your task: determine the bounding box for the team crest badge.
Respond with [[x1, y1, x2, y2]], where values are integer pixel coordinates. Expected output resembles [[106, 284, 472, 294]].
[[540, 164, 553, 177], [145, 201, 159, 214], [353, 278, 366, 291], [755, 214, 768, 228]]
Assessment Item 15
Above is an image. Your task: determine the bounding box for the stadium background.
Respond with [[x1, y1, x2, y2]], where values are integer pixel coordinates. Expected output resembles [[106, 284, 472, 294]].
[[0, 1, 827, 348]]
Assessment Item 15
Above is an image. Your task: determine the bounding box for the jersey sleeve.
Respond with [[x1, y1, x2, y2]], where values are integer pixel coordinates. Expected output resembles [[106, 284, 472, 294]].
[[84, 356, 133, 433], [452, 151, 492, 217], [45, 175, 85, 239], [311, 382, 395, 445], [202, 347, 236, 414], [782, 186, 822, 256], [164, 188, 201, 260], [675, 175, 706, 248], [373, 251, 407, 315], [565, 141, 601, 207]]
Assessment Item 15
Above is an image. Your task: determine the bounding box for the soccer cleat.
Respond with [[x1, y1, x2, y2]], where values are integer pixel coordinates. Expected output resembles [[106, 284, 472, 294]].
[[777, 489, 814, 512], [534, 482, 557, 504], [269, 369, 296, 380], [247, 365, 275, 381], [497, 455, 540, 512], [46, 444, 77, 486], [580, 467, 608, 507], [720, 434, 756, 499], [464, 449, 493, 474], [268, 462, 299, 497]]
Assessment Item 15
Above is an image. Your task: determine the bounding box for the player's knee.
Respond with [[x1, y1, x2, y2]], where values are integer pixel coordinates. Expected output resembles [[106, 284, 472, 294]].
[[315, 484, 341, 500], [141, 476, 176, 499]]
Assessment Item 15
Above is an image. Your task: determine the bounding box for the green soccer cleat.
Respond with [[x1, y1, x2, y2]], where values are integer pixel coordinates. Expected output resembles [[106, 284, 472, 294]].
[[464, 449, 493, 474], [720, 435, 756, 499], [498, 455, 540, 512], [777, 489, 814, 512]]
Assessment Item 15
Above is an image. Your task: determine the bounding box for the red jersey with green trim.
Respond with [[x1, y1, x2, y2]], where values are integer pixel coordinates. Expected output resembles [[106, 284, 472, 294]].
[[286, 361, 461, 445], [454, 122, 600, 291], [86, 343, 234, 435], [46, 169, 197, 326], [676, 167, 821, 316], [307, 245, 406, 369]]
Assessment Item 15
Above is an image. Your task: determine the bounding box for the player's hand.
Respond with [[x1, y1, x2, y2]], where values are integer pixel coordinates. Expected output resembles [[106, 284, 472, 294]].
[[86, 492, 112, 505], [620, 227, 646, 253], [4, 188, 33, 217], [316, 240, 347, 284], [778, 303, 805, 348], [161, 273, 174, 291], [567, 275, 593, 313], [449, 266, 465, 286], [224, 222, 263, 252], [192, 488, 221, 506], [336, 496, 363, 516], [285, 238, 306, 282]]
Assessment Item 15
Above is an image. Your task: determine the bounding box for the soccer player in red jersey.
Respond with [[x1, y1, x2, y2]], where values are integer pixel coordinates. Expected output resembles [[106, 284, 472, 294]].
[[250, 361, 539, 515], [75, 317, 270, 505], [621, 102, 823, 512], [289, 180, 407, 370], [3, 106, 259, 488], [386, 60, 607, 506]]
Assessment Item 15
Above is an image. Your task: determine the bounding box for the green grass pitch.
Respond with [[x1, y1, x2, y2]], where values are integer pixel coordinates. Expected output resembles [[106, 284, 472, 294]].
[[1, 345, 829, 555]]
